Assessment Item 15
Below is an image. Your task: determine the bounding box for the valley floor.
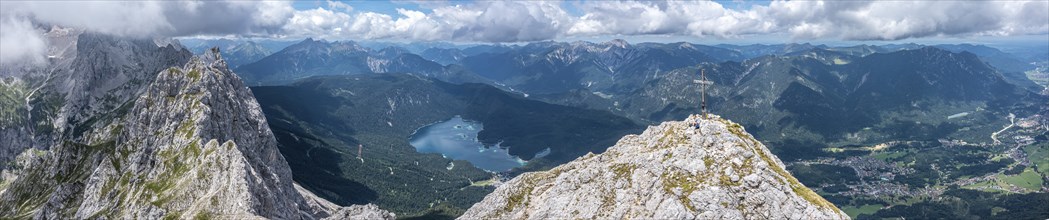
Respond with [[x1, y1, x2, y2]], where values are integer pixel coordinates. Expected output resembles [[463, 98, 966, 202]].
[[787, 114, 1049, 219]]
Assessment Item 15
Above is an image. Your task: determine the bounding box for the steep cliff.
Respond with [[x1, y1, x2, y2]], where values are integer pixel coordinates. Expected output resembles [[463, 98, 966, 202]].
[[0, 40, 391, 219], [1, 31, 192, 171], [461, 114, 847, 219]]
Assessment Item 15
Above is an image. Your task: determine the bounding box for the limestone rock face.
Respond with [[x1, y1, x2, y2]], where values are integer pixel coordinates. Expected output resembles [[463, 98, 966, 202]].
[[295, 183, 396, 220], [0, 34, 392, 219], [1, 31, 192, 171], [460, 114, 847, 220], [74, 48, 305, 218]]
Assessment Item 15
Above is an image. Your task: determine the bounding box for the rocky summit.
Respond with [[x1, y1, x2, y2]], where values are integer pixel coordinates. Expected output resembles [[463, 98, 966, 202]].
[[460, 114, 848, 219], [0, 44, 391, 219]]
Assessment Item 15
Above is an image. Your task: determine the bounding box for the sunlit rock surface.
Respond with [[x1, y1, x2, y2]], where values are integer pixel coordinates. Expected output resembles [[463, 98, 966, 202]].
[[461, 114, 847, 219], [0, 33, 392, 219]]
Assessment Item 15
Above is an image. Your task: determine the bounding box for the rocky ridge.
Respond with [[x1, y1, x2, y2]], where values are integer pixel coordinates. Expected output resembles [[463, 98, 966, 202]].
[[0, 43, 391, 219], [1, 31, 192, 170], [460, 114, 847, 219]]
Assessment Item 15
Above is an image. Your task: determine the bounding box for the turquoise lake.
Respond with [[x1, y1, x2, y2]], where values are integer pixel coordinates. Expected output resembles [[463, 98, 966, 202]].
[[408, 116, 527, 172]]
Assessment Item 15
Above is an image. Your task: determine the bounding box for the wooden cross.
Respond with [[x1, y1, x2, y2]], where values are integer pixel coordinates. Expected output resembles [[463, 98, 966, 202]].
[[694, 67, 713, 119]]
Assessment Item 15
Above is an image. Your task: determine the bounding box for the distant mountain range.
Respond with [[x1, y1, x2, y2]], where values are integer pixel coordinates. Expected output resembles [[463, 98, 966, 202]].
[[234, 38, 490, 86], [180, 38, 297, 69], [458, 40, 743, 94], [216, 38, 1043, 96], [536, 46, 1043, 157]]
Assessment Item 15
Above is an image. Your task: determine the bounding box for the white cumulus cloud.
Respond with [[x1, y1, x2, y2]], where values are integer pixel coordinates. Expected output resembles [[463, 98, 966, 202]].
[[0, 1, 294, 38], [1, 0, 1046, 63], [0, 16, 46, 66], [0, 0, 294, 66], [561, 0, 1048, 41], [759, 0, 1046, 40], [567, 1, 774, 38], [283, 1, 573, 42]]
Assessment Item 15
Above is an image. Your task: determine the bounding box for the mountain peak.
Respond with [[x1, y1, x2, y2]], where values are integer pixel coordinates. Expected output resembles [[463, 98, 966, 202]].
[[461, 114, 847, 219], [202, 47, 222, 63], [0, 41, 393, 218], [603, 39, 630, 48]]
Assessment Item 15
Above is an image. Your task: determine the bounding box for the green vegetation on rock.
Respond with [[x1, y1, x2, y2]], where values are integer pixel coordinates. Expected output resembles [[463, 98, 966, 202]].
[[723, 119, 842, 213], [0, 81, 27, 125]]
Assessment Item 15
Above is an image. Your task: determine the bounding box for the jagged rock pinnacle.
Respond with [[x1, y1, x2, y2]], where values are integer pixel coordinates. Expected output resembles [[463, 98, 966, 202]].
[[460, 114, 847, 219], [0, 42, 393, 219]]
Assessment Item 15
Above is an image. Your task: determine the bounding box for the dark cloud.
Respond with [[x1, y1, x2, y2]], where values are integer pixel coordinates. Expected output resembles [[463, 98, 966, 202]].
[[160, 1, 293, 37]]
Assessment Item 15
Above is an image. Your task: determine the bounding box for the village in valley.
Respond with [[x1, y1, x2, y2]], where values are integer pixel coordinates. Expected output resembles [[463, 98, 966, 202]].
[[787, 113, 1048, 218]]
